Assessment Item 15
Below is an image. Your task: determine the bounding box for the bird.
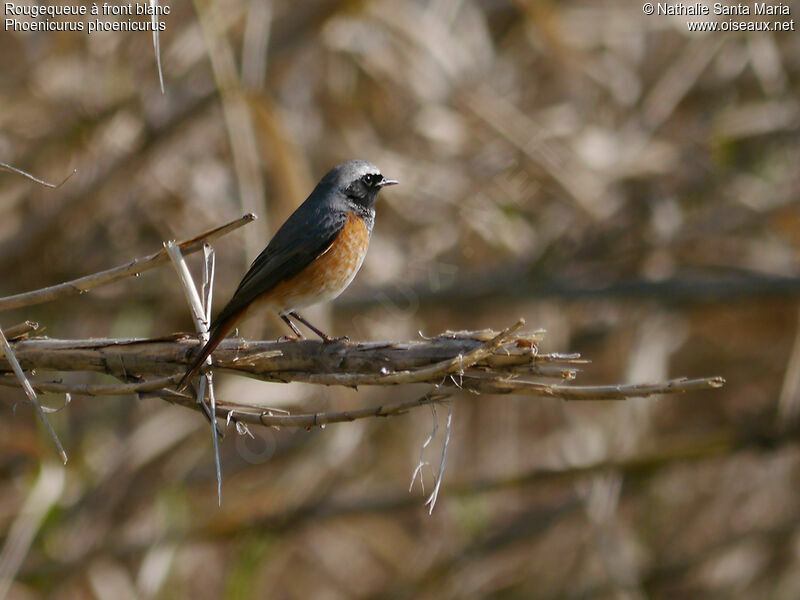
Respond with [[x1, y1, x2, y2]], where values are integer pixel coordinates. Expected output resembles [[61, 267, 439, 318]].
[[176, 159, 398, 391]]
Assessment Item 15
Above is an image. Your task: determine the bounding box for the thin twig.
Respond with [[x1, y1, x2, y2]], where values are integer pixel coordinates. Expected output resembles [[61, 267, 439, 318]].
[[170, 373, 724, 428], [3, 321, 39, 340], [0, 374, 725, 406], [465, 376, 726, 399], [252, 392, 453, 428], [125, 391, 451, 429], [0, 162, 76, 189], [0, 213, 255, 313], [0, 324, 67, 464], [0, 374, 179, 396]]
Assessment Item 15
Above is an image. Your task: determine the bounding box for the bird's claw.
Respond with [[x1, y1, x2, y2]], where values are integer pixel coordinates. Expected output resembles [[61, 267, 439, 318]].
[[323, 335, 349, 344]]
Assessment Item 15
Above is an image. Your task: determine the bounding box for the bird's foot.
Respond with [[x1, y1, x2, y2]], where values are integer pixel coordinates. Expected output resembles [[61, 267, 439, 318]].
[[322, 335, 350, 344], [277, 335, 299, 342]]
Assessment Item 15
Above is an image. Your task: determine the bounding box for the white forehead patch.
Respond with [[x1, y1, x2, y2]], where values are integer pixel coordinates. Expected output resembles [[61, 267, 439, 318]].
[[351, 162, 381, 178]]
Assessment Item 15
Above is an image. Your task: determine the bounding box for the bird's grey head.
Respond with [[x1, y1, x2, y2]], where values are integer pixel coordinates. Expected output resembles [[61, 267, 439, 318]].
[[320, 160, 398, 214]]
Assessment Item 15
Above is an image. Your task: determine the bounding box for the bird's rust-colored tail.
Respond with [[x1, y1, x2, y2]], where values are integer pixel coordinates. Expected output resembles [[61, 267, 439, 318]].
[[176, 313, 240, 392]]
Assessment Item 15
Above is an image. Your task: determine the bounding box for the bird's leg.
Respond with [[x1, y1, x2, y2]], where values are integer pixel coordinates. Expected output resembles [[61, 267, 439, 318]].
[[289, 311, 348, 344], [279, 314, 304, 341]]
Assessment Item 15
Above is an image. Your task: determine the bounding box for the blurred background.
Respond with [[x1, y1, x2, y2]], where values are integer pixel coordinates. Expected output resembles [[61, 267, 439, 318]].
[[1, 0, 800, 598]]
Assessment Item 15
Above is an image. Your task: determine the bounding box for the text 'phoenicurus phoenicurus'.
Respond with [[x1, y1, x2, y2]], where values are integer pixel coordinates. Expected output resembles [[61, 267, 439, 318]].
[[177, 159, 398, 391]]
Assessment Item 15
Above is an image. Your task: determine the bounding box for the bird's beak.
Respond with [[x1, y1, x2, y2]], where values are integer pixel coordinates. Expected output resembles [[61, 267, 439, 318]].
[[379, 178, 399, 187]]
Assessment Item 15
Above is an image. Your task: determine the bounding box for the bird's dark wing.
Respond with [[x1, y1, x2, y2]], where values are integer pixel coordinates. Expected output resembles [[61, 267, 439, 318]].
[[209, 204, 348, 330], [176, 198, 349, 392]]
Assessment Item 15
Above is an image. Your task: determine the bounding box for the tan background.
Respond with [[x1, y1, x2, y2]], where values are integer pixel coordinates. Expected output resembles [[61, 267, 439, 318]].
[[1, 1, 800, 598]]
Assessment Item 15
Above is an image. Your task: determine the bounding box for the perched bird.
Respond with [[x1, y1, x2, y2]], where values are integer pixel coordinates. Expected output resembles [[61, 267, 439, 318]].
[[177, 160, 397, 391]]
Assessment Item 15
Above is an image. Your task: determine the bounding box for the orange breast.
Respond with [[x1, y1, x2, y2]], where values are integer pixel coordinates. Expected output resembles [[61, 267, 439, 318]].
[[258, 211, 370, 313]]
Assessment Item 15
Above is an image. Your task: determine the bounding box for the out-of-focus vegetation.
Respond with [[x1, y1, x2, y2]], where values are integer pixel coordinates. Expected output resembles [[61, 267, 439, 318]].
[[1, 1, 799, 598]]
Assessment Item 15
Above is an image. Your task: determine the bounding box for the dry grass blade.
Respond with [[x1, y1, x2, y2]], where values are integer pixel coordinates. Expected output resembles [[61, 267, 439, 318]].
[[150, 0, 165, 93], [165, 242, 208, 332], [0, 463, 65, 598], [0, 324, 67, 463], [463, 86, 605, 218], [640, 36, 724, 133], [241, 0, 272, 91], [193, 0, 267, 255], [165, 241, 222, 505], [424, 401, 452, 514]]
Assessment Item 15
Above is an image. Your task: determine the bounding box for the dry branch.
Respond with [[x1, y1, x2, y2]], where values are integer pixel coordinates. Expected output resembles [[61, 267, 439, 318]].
[[0, 214, 255, 313], [0, 324, 724, 428], [3, 321, 40, 341]]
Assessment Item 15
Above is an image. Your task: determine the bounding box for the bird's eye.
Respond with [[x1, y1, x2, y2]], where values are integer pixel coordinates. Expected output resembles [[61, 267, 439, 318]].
[[362, 173, 380, 187]]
